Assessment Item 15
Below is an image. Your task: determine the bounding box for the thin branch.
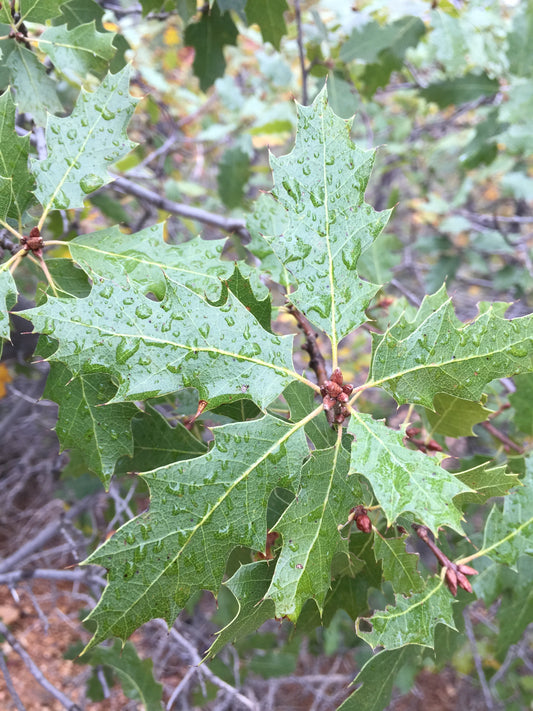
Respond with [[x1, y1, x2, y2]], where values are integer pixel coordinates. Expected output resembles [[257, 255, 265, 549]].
[[0, 567, 105, 586], [110, 176, 250, 240], [0, 652, 26, 711], [463, 609, 498, 711], [480, 420, 524, 454], [0, 621, 82, 711], [287, 304, 328, 386]]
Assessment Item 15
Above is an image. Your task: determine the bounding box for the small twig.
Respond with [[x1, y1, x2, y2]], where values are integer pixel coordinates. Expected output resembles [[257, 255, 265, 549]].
[[463, 609, 497, 710], [412, 525, 477, 596], [111, 176, 250, 240], [0, 621, 81, 711], [287, 304, 327, 386], [480, 421, 523, 453], [294, 0, 308, 105], [0, 567, 106, 587], [0, 652, 26, 711]]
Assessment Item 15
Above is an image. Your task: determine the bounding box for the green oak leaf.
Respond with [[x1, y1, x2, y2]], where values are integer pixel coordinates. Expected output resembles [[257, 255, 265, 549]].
[[495, 556, 533, 659], [83, 640, 163, 711], [337, 646, 421, 711], [369, 285, 533, 409], [43, 364, 139, 487], [482, 453, 533, 567], [266, 86, 392, 356], [0, 0, 62, 24], [245, 0, 288, 51], [453, 462, 519, 508], [217, 146, 250, 209], [6, 46, 63, 126], [221, 264, 272, 332], [39, 22, 116, 81], [205, 560, 276, 659], [32, 65, 138, 212], [0, 267, 17, 343], [266, 441, 363, 619], [420, 73, 500, 108], [284, 380, 336, 450], [69, 225, 232, 301], [184, 4, 238, 92], [24, 272, 297, 410], [83, 415, 308, 648], [0, 92, 34, 222], [356, 578, 456, 650], [246, 192, 289, 288], [348, 412, 471, 534], [425, 393, 493, 437], [52, 0, 105, 29], [115, 404, 207, 474], [510, 373, 533, 435], [373, 534, 424, 595]]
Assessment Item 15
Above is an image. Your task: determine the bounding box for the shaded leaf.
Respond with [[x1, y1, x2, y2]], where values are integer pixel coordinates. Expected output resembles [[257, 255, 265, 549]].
[[184, 4, 238, 92], [510, 373, 533, 435], [83, 415, 308, 648], [453, 462, 519, 508], [348, 412, 470, 534], [52, 0, 105, 29], [6, 46, 63, 126], [246, 192, 289, 287], [420, 73, 500, 108], [337, 646, 421, 711], [115, 404, 207, 474], [267, 86, 392, 353], [84, 640, 163, 711], [245, 0, 288, 51], [284, 380, 336, 450], [356, 578, 456, 650], [425, 393, 493, 437], [205, 560, 276, 659], [70, 225, 231, 301], [482, 453, 533, 567], [0, 0, 62, 24], [370, 286, 533, 409], [221, 264, 272, 332], [266, 442, 363, 619], [0, 91, 34, 222], [340, 16, 425, 64], [0, 268, 17, 342], [217, 146, 250, 209], [39, 22, 116, 81], [373, 534, 424, 595], [32, 65, 138, 212], [44, 364, 138, 487], [508, 0, 533, 77], [25, 272, 297, 410]]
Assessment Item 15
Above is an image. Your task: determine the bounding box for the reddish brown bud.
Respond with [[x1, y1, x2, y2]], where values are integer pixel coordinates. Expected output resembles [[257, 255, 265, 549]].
[[342, 383, 353, 395], [457, 564, 478, 577], [405, 426, 421, 438], [324, 380, 342, 397], [330, 368, 343, 385], [426, 439, 443, 453], [355, 513, 372, 533], [445, 568, 458, 596], [323, 394, 336, 411], [456, 571, 473, 594], [337, 391, 349, 403]]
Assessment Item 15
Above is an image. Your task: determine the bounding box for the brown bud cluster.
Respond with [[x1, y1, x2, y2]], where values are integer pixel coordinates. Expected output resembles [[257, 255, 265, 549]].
[[20, 227, 44, 256], [320, 368, 353, 425]]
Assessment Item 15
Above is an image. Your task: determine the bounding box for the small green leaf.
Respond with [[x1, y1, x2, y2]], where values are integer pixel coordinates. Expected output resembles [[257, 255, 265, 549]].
[[217, 146, 250, 208], [53, 0, 105, 29], [83, 415, 309, 648], [0, 91, 34, 222], [7, 0, 63, 24], [205, 560, 276, 659], [83, 640, 163, 711], [115, 404, 207, 474], [348, 412, 470, 534], [6, 46, 64, 126], [267, 86, 392, 357], [510, 373, 533, 435], [32, 65, 138, 212], [0, 267, 17, 342], [284, 380, 336, 450], [453, 462, 519, 508], [337, 646, 421, 711], [266, 441, 363, 619], [39, 22, 116, 81], [44, 364, 138, 487], [245, 0, 288, 51], [70, 225, 231, 301], [374, 534, 424, 595], [425, 393, 493, 437], [370, 286, 533, 409], [420, 73, 500, 108], [356, 578, 456, 650], [222, 264, 272, 332], [482, 453, 533, 567], [340, 16, 425, 64], [184, 4, 238, 91], [26, 272, 297, 410]]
